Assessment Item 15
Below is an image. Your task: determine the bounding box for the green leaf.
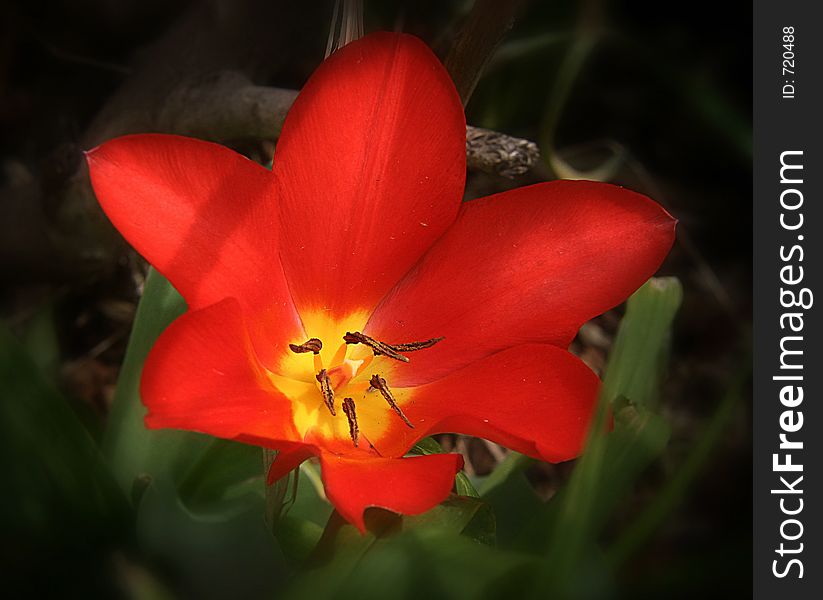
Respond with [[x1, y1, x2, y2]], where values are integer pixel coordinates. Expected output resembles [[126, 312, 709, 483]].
[[478, 452, 542, 546], [454, 472, 480, 498], [600, 277, 683, 410], [405, 495, 496, 545], [103, 268, 202, 491], [135, 478, 287, 599], [289, 461, 333, 524], [177, 439, 263, 514], [275, 515, 325, 563], [271, 461, 332, 561], [285, 527, 536, 600], [409, 437, 443, 455], [478, 451, 533, 496]]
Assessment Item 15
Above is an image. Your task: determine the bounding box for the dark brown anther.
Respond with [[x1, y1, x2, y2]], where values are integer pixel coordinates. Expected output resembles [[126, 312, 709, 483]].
[[289, 338, 323, 354], [315, 369, 336, 416], [389, 337, 445, 352], [344, 331, 409, 363], [341, 397, 359, 447], [369, 374, 414, 429]]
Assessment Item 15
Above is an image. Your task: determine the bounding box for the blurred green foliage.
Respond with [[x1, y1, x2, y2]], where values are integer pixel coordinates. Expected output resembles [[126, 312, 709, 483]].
[[0, 321, 129, 596]]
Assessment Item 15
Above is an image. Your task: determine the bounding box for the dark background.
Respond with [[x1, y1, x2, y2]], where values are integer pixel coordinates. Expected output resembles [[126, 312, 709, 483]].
[[0, 1, 751, 597]]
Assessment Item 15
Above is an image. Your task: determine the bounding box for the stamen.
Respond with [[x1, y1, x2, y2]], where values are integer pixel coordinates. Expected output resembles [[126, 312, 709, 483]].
[[369, 374, 414, 429], [344, 331, 409, 363], [315, 369, 336, 415], [389, 337, 444, 352], [341, 397, 359, 447], [289, 338, 323, 354]]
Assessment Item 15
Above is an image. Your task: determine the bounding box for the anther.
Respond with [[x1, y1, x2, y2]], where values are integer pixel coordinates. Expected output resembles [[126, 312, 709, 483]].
[[344, 332, 445, 362], [341, 397, 359, 447], [289, 338, 323, 354], [369, 374, 414, 429], [344, 332, 409, 362], [315, 369, 336, 415], [389, 337, 444, 352]]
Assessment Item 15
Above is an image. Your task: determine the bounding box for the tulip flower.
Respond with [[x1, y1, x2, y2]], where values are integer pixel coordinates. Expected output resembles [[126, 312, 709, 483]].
[[86, 32, 675, 532]]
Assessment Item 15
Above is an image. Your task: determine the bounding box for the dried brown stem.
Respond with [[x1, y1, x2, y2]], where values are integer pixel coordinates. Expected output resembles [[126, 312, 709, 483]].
[[467, 126, 539, 178]]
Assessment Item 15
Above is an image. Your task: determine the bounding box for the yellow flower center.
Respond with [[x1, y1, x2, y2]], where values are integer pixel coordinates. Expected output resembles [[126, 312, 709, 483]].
[[268, 309, 440, 449]]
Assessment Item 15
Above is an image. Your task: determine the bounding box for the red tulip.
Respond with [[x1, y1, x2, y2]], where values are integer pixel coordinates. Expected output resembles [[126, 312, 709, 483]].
[[86, 32, 675, 532]]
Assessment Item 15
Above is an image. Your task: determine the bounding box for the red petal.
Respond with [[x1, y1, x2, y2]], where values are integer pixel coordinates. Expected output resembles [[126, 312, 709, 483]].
[[273, 32, 465, 318], [142, 298, 299, 445], [366, 181, 675, 385], [86, 134, 302, 368], [266, 443, 315, 484], [319, 452, 464, 533], [371, 344, 600, 463]]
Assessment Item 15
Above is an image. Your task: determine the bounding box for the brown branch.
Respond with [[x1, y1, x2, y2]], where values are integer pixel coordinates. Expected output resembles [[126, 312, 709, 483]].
[[466, 125, 539, 177], [157, 72, 298, 142], [155, 75, 540, 177]]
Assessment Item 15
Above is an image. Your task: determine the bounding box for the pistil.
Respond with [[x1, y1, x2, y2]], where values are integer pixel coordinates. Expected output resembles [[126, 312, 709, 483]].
[[341, 397, 359, 447], [369, 374, 414, 429], [315, 369, 336, 415]]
